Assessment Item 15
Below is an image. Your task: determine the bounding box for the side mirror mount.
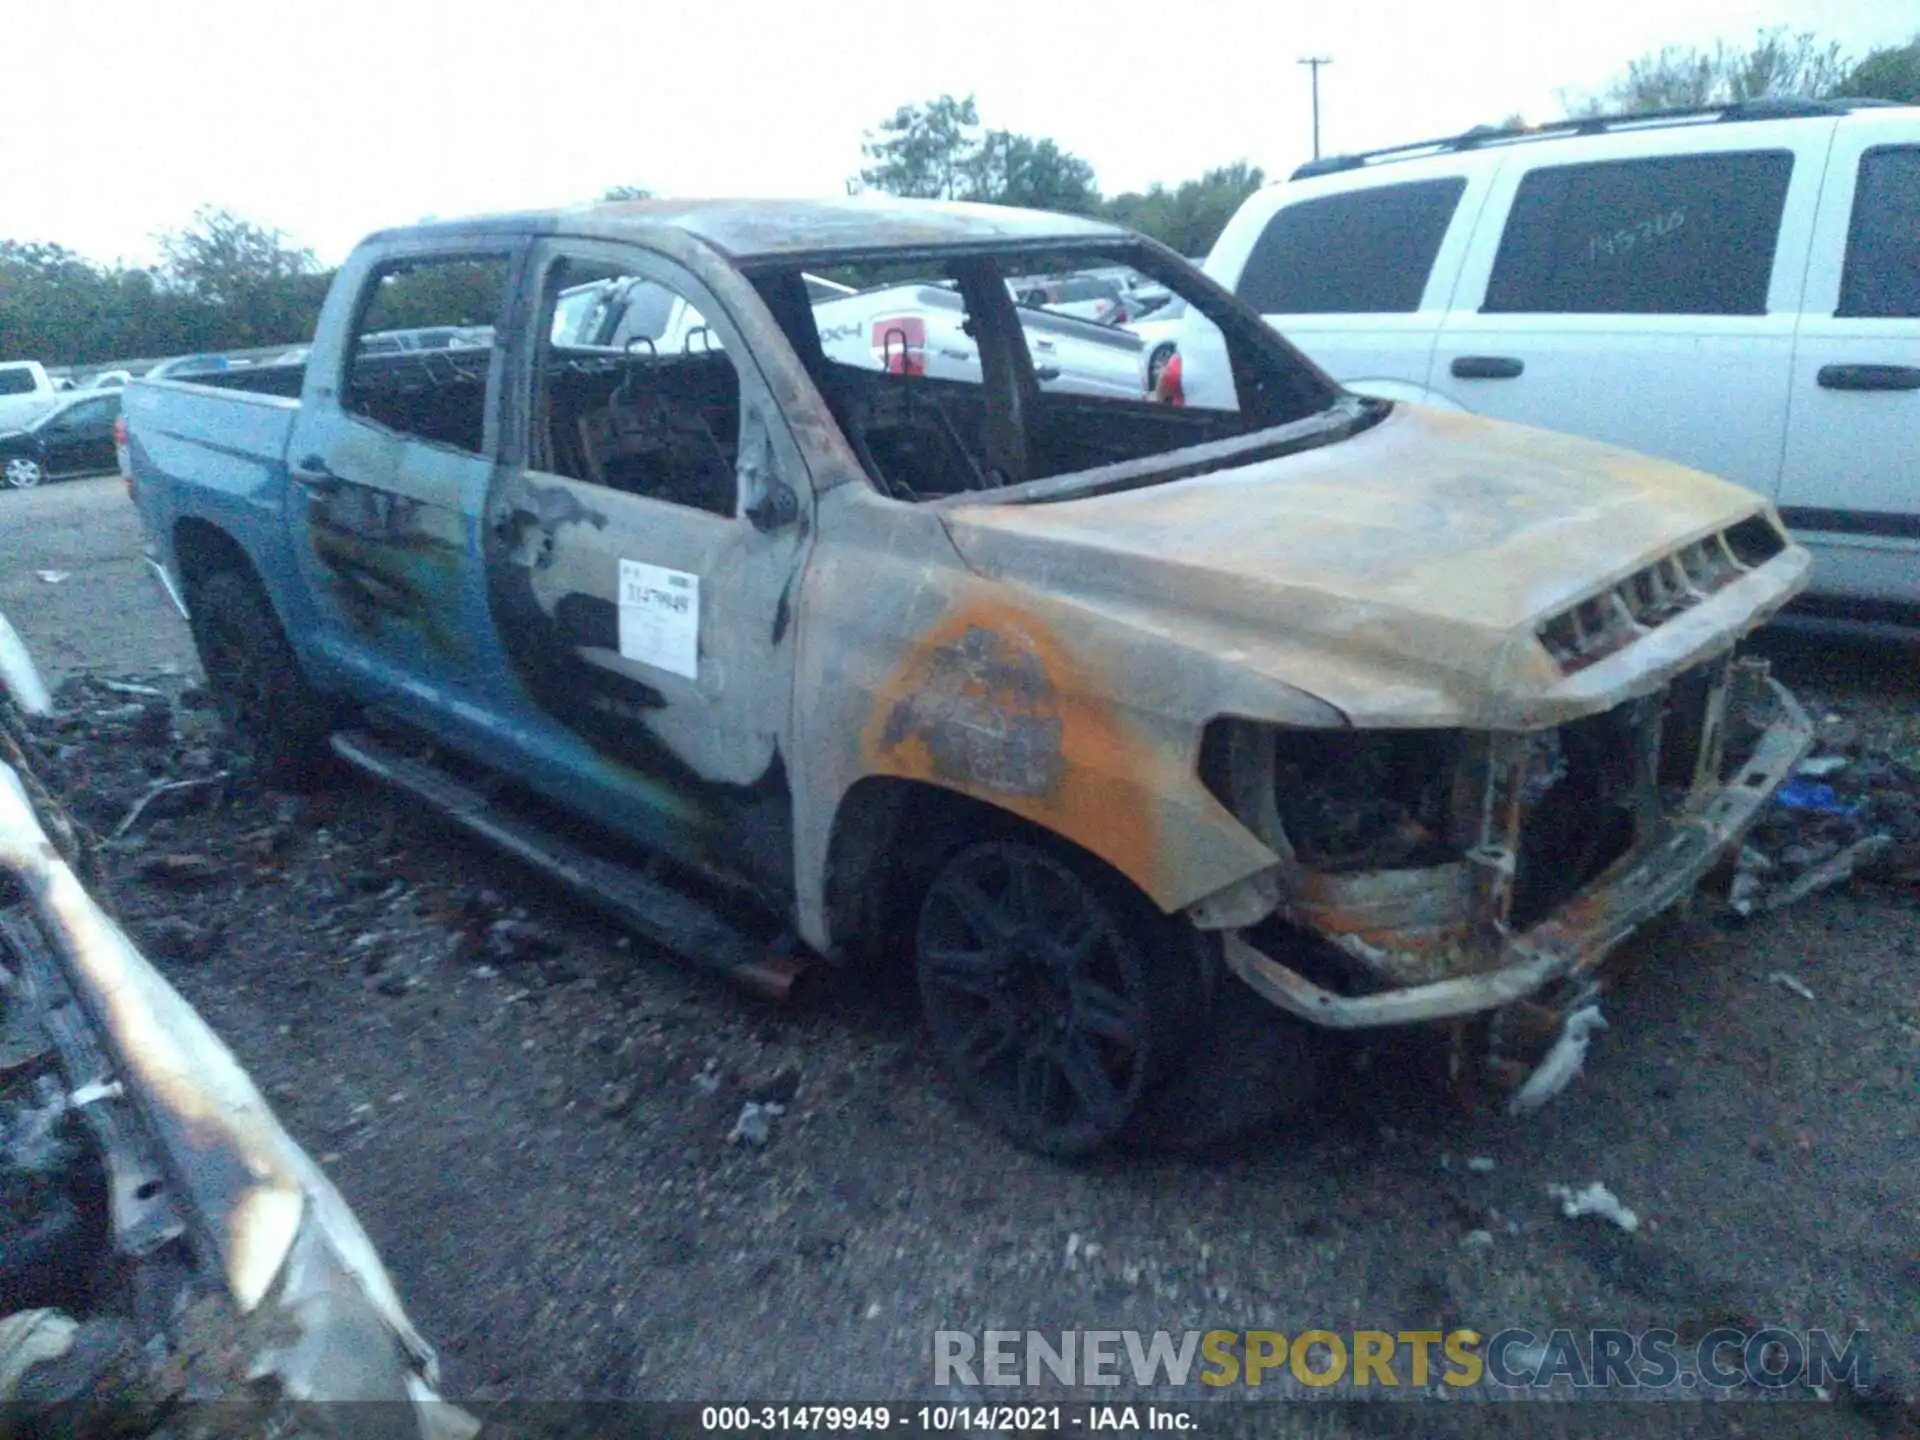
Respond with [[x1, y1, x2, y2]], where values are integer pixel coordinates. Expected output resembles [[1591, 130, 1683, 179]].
[[739, 412, 799, 533], [745, 476, 799, 533]]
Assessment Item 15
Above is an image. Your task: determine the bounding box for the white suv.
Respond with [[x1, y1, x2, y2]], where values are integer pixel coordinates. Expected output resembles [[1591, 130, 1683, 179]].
[[1181, 98, 1919, 620]]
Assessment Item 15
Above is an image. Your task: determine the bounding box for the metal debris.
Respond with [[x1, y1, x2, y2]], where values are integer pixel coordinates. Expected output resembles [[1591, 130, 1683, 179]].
[[1763, 835, 1896, 912], [108, 773, 228, 841], [1547, 1181, 1640, 1232], [1770, 971, 1817, 1001]]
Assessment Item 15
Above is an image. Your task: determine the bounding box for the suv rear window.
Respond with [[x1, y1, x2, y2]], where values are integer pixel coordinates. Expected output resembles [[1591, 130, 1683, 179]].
[[0, 370, 37, 397], [1235, 178, 1466, 314], [1838, 146, 1920, 319], [1484, 151, 1793, 316]]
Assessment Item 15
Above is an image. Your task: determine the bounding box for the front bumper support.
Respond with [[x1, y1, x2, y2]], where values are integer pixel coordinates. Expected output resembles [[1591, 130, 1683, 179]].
[[1223, 677, 1812, 1030]]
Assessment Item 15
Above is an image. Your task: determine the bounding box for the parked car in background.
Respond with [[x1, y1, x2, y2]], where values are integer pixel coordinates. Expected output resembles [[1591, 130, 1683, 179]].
[[1184, 97, 1920, 620], [125, 197, 1812, 1158], [1126, 295, 1187, 393], [88, 370, 134, 389], [146, 353, 233, 381], [1010, 272, 1129, 323], [0, 361, 60, 430], [0, 390, 123, 489]]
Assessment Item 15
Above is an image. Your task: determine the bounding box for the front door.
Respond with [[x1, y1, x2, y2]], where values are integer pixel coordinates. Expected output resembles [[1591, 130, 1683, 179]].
[[1777, 137, 1920, 607], [481, 241, 813, 890], [284, 245, 515, 715]]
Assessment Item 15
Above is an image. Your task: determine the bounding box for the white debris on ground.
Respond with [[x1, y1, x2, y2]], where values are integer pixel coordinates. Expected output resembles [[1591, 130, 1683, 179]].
[[1509, 1005, 1606, 1115], [1547, 1182, 1640, 1233], [726, 1100, 783, 1148], [1769, 971, 1817, 1001]]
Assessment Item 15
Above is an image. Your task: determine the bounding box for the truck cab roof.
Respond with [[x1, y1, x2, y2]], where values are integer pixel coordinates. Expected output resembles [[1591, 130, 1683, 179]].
[[365, 196, 1134, 263]]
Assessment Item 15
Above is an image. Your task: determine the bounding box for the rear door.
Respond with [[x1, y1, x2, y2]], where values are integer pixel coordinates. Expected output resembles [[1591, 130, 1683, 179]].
[[1777, 131, 1920, 606], [477, 239, 814, 889], [1432, 123, 1827, 498], [283, 243, 517, 718]]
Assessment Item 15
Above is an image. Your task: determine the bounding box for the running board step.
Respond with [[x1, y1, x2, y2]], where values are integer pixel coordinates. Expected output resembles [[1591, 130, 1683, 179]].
[[330, 730, 810, 1003]]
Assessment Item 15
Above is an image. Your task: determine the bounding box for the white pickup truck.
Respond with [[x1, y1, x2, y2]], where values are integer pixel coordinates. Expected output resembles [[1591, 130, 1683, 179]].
[[0, 361, 60, 431], [556, 272, 1147, 399]]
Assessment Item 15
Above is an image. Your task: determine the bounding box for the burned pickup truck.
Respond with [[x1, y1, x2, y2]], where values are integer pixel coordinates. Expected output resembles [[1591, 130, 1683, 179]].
[[122, 197, 1812, 1155]]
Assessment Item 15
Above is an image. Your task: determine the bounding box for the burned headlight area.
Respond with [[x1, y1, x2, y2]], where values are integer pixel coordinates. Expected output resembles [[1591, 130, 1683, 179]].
[[1202, 654, 1765, 978]]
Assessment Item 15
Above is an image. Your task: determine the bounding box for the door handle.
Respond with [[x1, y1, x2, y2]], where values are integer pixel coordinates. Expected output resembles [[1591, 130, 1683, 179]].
[[1450, 355, 1525, 380], [290, 454, 344, 493], [1817, 363, 1920, 392]]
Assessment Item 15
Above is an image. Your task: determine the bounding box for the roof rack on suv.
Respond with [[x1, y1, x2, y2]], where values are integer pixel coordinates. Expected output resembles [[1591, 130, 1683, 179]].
[[1288, 96, 1899, 180]]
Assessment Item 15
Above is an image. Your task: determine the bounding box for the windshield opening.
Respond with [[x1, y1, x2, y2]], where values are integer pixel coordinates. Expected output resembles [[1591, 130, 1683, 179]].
[[747, 242, 1337, 503]]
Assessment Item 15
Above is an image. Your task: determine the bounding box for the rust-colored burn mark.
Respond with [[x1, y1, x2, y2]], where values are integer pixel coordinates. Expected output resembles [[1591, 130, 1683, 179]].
[[1289, 864, 1481, 985], [863, 606, 1161, 897], [878, 624, 1065, 799]]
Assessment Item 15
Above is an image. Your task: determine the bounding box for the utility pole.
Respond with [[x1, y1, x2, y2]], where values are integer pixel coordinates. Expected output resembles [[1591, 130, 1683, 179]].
[[1298, 56, 1331, 159]]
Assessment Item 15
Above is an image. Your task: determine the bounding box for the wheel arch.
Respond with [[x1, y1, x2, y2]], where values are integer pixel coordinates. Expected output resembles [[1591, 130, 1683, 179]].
[[171, 516, 259, 607], [820, 774, 1183, 968]]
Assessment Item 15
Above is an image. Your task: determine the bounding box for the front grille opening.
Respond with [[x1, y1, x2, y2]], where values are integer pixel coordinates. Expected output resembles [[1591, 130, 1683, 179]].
[[1724, 513, 1787, 568], [1271, 730, 1459, 872], [1537, 525, 1762, 674], [1508, 714, 1639, 929]]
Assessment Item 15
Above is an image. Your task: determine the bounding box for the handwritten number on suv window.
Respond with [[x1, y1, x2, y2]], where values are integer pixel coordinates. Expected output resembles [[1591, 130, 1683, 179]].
[[1587, 209, 1687, 265]]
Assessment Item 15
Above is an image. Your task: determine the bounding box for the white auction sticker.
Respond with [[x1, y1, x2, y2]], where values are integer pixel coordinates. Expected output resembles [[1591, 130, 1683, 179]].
[[616, 560, 699, 679]]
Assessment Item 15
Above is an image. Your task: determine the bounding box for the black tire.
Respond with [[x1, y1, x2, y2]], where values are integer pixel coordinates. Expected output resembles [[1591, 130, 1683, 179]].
[[187, 567, 338, 791], [914, 837, 1202, 1157], [1130, 969, 1327, 1153]]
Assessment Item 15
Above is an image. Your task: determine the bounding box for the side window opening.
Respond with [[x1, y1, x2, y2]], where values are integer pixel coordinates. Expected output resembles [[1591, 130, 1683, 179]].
[[1838, 146, 1920, 319], [1236, 178, 1467, 314], [343, 256, 508, 455], [532, 258, 741, 519], [1484, 151, 1793, 316]]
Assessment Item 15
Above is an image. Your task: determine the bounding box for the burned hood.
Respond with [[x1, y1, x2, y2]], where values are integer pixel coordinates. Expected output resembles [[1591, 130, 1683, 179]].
[[939, 405, 1807, 728]]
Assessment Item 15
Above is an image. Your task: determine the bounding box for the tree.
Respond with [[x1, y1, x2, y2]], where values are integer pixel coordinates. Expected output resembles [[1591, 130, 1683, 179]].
[[1103, 163, 1265, 256], [158, 207, 317, 307], [857, 94, 983, 200], [1842, 33, 1920, 102], [155, 207, 326, 348], [1564, 26, 1853, 115], [965, 132, 1100, 214], [601, 185, 655, 201]]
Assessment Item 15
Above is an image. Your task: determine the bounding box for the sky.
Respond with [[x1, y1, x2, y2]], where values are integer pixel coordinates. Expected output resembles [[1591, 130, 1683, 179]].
[[5, 0, 1915, 270]]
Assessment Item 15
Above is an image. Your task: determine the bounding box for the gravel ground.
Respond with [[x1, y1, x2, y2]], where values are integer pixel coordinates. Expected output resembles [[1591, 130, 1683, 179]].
[[4, 483, 1917, 1436], [3, 641, 1911, 1440]]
